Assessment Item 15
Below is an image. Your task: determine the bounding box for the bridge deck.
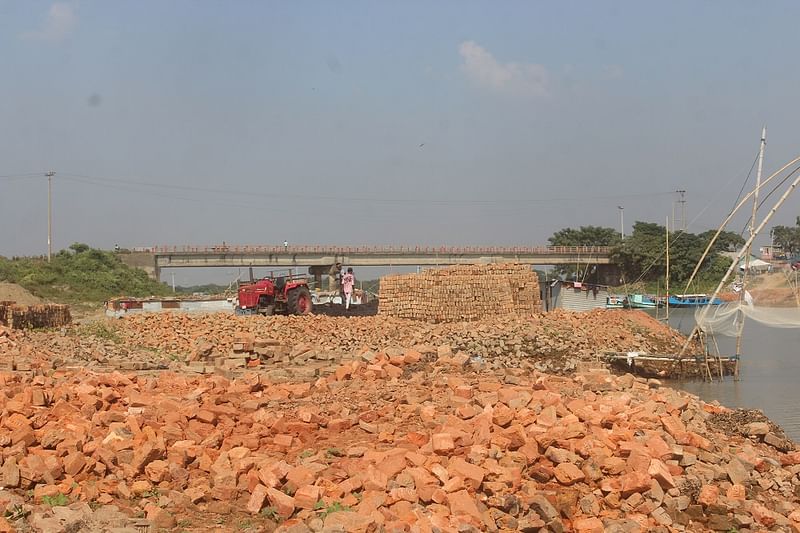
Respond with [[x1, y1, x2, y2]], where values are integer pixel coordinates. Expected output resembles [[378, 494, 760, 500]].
[[135, 244, 613, 257], [121, 245, 614, 280]]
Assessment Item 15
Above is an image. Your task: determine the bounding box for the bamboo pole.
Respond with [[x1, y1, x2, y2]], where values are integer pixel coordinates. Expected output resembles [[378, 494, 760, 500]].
[[733, 127, 766, 381]]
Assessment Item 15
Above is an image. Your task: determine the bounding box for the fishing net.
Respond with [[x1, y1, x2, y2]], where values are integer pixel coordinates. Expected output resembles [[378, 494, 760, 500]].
[[696, 301, 800, 337]]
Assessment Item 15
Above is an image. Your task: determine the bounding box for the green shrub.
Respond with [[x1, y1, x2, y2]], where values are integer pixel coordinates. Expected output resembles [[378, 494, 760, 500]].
[[0, 244, 171, 304]]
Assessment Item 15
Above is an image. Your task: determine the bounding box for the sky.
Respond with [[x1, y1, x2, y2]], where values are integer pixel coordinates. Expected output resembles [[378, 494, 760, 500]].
[[2, 1, 800, 279]]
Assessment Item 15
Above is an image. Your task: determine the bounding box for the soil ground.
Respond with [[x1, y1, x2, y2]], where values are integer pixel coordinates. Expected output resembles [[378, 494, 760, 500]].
[[0, 283, 42, 306]]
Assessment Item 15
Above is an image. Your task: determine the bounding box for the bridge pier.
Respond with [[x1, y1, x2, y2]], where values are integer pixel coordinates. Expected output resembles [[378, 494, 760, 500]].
[[307, 265, 328, 287], [595, 264, 622, 286], [119, 253, 161, 282]]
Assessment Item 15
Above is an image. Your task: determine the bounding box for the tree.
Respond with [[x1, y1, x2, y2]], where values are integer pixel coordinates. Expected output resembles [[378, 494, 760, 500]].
[[548, 226, 621, 247], [612, 222, 721, 285], [69, 243, 91, 254], [697, 230, 746, 253], [770, 216, 800, 256], [612, 222, 666, 282]]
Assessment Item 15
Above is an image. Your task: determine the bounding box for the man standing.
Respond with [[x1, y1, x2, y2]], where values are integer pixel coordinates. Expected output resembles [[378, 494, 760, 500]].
[[283, 240, 288, 252], [328, 262, 341, 292], [342, 267, 355, 310]]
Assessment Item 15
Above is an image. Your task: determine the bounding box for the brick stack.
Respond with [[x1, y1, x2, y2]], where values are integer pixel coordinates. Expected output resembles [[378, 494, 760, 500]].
[[0, 301, 12, 326], [0, 303, 71, 329], [379, 263, 540, 322]]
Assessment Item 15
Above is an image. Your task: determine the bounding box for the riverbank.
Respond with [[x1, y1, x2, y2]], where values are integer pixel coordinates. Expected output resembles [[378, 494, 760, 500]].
[[0, 311, 799, 531]]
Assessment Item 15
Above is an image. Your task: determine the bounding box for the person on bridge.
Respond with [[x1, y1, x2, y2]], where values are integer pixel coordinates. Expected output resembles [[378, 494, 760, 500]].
[[342, 267, 355, 310]]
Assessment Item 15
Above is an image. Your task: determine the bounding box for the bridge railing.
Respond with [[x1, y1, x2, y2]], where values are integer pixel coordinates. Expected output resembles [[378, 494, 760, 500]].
[[136, 245, 613, 255]]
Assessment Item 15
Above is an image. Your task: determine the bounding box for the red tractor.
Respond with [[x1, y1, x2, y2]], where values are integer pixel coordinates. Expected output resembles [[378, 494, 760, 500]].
[[235, 273, 312, 316]]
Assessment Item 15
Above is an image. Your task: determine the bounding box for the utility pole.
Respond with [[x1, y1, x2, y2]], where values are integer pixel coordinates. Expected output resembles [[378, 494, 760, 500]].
[[617, 206, 624, 239], [675, 190, 687, 231], [46, 171, 55, 262]]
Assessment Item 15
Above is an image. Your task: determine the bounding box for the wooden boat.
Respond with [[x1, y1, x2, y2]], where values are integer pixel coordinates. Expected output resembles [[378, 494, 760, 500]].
[[606, 295, 625, 309], [668, 294, 722, 307], [625, 294, 662, 309]]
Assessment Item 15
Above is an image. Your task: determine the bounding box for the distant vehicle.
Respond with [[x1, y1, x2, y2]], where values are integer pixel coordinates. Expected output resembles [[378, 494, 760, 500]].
[[235, 273, 311, 315]]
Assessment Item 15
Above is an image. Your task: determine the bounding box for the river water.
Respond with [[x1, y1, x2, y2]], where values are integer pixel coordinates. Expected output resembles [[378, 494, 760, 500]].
[[644, 308, 800, 442]]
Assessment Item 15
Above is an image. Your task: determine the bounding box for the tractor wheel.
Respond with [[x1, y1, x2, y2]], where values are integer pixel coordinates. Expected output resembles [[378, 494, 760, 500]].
[[287, 286, 312, 315]]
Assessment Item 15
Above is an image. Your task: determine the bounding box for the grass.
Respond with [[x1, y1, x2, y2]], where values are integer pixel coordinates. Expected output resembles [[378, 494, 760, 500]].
[[326, 447, 343, 458], [77, 321, 122, 343], [315, 500, 352, 518], [41, 493, 69, 507], [236, 519, 254, 530], [0, 243, 171, 305], [4, 504, 28, 520], [260, 506, 279, 521], [140, 488, 160, 499]]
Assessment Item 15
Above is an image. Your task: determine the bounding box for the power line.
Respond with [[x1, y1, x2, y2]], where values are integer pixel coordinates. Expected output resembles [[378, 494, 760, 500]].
[[56, 171, 675, 206], [0, 172, 44, 180]]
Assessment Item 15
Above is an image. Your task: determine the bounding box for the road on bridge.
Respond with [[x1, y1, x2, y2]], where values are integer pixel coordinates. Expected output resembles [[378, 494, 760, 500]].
[[119, 244, 616, 283]]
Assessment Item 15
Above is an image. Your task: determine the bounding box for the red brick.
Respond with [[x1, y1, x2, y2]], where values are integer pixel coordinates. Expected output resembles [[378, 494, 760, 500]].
[[574, 517, 605, 533], [697, 485, 719, 507], [448, 489, 482, 521], [647, 459, 675, 489], [620, 471, 652, 496], [294, 484, 321, 509], [432, 433, 455, 455], [266, 487, 295, 518], [554, 463, 585, 485], [383, 364, 403, 379], [447, 457, 486, 489], [247, 484, 268, 514], [64, 452, 87, 477], [327, 418, 352, 432], [273, 434, 293, 448]]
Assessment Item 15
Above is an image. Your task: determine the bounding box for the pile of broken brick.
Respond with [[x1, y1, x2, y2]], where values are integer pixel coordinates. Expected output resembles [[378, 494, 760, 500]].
[[0, 325, 170, 374], [116, 309, 693, 373], [0, 341, 798, 532]]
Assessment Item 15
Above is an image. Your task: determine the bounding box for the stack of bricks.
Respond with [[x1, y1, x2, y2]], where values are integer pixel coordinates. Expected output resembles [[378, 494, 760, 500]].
[[0, 303, 71, 329], [187, 333, 287, 375], [0, 302, 12, 326], [379, 263, 541, 322]]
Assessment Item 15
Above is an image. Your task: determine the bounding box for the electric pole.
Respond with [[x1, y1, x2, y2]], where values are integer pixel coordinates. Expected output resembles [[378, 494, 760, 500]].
[[675, 190, 687, 231], [617, 206, 624, 239], [46, 171, 55, 262]]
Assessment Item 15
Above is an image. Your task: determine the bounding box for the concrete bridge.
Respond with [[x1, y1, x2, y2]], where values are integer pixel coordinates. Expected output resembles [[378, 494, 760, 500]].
[[120, 245, 617, 284]]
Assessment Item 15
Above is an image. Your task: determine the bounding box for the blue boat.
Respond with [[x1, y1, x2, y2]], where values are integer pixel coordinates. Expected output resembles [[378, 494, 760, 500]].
[[667, 294, 722, 307]]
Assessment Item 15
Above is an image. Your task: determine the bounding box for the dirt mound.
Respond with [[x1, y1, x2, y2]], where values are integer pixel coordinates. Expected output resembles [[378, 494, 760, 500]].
[[0, 282, 41, 306], [707, 408, 794, 450]]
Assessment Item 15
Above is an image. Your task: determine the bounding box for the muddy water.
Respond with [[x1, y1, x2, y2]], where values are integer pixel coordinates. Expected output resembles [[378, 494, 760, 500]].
[[646, 308, 800, 442]]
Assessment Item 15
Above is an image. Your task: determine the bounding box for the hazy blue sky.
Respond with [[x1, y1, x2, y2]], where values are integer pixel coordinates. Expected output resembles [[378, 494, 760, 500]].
[[2, 1, 800, 265]]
